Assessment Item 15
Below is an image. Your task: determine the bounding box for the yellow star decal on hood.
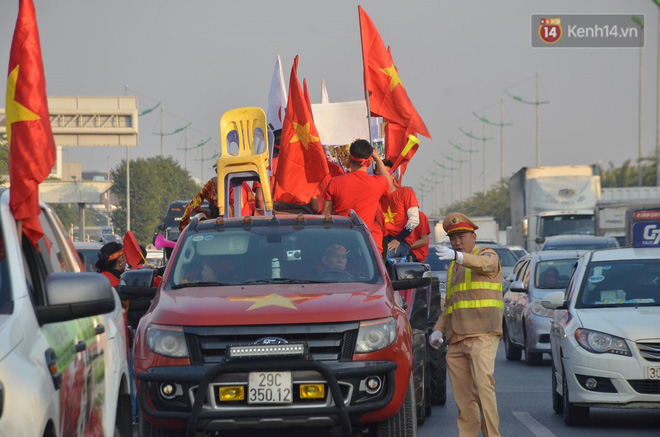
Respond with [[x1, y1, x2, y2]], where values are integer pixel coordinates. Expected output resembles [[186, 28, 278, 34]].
[[383, 206, 397, 224], [380, 64, 404, 92], [291, 121, 319, 150], [5, 65, 41, 145]]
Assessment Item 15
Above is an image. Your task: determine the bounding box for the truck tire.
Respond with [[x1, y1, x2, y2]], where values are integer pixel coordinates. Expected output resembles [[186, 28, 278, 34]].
[[429, 341, 447, 406], [411, 329, 427, 426], [377, 377, 417, 437], [114, 393, 133, 437], [139, 413, 185, 437]]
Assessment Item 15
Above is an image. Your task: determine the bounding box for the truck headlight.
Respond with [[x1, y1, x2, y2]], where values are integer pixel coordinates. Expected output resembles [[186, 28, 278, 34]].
[[575, 328, 631, 356], [355, 317, 397, 353], [531, 298, 553, 317], [146, 324, 189, 358]]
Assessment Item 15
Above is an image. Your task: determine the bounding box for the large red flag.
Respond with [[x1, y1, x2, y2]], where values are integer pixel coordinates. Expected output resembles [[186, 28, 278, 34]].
[[358, 6, 431, 139], [6, 0, 56, 245], [274, 56, 329, 204]]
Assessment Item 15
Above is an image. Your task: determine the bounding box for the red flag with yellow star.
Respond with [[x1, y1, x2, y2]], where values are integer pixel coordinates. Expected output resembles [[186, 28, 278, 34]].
[[358, 6, 431, 140], [274, 56, 329, 204], [385, 121, 419, 178], [6, 0, 56, 245]]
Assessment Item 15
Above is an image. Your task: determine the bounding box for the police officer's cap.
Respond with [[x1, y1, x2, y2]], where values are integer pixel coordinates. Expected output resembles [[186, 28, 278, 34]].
[[443, 212, 478, 235]]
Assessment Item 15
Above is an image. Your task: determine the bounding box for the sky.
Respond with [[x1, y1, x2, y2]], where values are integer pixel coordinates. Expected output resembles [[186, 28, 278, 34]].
[[1, 0, 659, 213]]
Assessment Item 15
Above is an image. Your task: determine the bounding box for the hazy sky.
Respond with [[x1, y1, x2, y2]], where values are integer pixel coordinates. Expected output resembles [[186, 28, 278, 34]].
[[1, 1, 659, 212]]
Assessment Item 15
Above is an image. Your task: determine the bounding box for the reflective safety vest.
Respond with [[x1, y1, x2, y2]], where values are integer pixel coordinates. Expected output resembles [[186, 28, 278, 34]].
[[444, 247, 503, 338]]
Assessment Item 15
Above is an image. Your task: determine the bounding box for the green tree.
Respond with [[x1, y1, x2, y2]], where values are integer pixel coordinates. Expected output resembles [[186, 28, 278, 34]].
[[50, 203, 78, 229], [440, 179, 511, 230], [110, 156, 200, 245]]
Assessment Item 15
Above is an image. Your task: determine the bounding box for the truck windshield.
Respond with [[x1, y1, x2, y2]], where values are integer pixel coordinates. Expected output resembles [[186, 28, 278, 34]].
[[166, 226, 382, 287], [539, 214, 594, 237]]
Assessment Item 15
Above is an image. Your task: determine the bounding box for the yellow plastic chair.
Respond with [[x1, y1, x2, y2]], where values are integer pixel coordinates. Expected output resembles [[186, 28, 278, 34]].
[[216, 107, 273, 216]]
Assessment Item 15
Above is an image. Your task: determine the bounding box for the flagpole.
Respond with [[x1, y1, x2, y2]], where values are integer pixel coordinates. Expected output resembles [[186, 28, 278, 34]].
[[125, 85, 131, 232], [358, 5, 374, 146]]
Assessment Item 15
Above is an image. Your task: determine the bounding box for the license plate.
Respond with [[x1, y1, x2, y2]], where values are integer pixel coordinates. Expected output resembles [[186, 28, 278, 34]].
[[248, 372, 293, 404], [647, 366, 660, 380]]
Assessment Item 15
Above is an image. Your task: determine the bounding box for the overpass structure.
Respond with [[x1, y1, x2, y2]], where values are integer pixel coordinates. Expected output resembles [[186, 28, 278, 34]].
[[0, 96, 138, 239]]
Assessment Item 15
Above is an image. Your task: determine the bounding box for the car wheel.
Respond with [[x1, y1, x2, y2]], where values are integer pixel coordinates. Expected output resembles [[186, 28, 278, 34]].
[[114, 393, 133, 437], [562, 369, 589, 426], [503, 321, 522, 361], [428, 339, 447, 406], [377, 377, 417, 437], [523, 325, 543, 366], [551, 360, 563, 414], [411, 329, 426, 426]]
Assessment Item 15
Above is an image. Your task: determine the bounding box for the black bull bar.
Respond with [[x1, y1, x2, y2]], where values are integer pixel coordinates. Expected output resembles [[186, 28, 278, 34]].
[[138, 359, 398, 437]]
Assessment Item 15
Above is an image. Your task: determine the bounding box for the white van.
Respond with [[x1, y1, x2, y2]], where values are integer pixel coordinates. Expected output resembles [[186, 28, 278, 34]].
[[0, 188, 132, 436]]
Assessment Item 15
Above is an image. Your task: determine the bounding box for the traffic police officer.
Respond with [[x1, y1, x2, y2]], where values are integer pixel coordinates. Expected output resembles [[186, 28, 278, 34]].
[[429, 212, 503, 437]]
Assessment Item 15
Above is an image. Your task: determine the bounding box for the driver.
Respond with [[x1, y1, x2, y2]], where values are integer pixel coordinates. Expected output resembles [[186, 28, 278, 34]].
[[321, 244, 349, 271]]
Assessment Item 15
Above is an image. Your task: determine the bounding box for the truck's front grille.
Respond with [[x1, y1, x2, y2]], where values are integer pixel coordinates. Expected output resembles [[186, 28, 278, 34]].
[[185, 322, 360, 364]]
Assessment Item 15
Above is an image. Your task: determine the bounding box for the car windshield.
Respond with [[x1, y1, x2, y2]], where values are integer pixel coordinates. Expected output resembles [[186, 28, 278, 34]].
[[534, 259, 577, 289], [488, 248, 517, 267], [165, 226, 382, 287], [577, 259, 660, 308]]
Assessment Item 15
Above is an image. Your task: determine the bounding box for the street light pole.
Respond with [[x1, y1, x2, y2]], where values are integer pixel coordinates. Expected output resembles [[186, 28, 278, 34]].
[[473, 99, 512, 185], [633, 15, 645, 186], [505, 74, 550, 167]]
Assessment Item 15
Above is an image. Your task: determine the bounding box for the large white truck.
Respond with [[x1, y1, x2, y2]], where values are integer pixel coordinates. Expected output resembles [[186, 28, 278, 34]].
[[509, 165, 601, 252], [595, 187, 660, 247], [434, 216, 500, 244]]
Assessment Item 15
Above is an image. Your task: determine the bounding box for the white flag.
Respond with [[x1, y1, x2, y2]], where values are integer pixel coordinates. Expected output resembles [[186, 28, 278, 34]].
[[321, 79, 330, 104], [267, 55, 287, 131]]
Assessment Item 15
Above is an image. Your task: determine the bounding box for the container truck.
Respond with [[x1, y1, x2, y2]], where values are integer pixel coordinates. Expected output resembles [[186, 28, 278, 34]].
[[509, 165, 601, 252], [595, 187, 660, 247]]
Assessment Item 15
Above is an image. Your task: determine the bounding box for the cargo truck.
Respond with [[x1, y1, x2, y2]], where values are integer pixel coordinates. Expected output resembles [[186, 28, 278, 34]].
[[595, 187, 660, 247], [509, 166, 601, 252]]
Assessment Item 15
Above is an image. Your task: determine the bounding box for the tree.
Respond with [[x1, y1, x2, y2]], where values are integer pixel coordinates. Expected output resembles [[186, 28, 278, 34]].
[[110, 156, 200, 245], [441, 179, 511, 230]]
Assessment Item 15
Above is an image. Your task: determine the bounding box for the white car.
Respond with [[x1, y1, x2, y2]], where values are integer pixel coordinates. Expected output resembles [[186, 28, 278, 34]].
[[0, 189, 132, 436], [543, 247, 660, 426]]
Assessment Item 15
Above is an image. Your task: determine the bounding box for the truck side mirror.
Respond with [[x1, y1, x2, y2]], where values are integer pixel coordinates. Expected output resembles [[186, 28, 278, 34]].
[[535, 236, 546, 245], [522, 218, 529, 237]]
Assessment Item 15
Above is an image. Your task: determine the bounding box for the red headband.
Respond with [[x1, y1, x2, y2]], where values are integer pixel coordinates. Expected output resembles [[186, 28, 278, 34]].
[[107, 249, 123, 261], [350, 154, 373, 167]]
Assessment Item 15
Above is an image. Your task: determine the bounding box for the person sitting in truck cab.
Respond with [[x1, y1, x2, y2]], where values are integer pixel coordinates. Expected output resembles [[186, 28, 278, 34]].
[[317, 244, 353, 281]]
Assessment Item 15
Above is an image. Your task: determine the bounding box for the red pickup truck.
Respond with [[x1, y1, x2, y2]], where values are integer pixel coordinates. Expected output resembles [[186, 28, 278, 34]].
[[123, 212, 434, 436]]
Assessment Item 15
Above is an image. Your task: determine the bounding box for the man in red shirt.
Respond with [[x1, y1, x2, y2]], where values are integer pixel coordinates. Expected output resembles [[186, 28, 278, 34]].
[[377, 160, 420, 259], [322, 139, 394, 255], [405, 211, 431, 262]]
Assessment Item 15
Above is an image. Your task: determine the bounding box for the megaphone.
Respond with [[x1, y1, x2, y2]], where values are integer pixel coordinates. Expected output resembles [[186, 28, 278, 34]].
[[154, 234, 176, 250]]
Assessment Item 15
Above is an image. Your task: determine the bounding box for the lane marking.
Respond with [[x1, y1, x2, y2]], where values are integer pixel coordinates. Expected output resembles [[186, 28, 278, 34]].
[[512, 411, 556, 437]]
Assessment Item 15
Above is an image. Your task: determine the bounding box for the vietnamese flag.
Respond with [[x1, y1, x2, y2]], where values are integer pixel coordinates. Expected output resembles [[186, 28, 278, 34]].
[[274, 56, 329, 204], [358, 6, 431, 139], [385, 121, 419, 178], [6, 0, 57, 246], [123, 230, 145, 268]]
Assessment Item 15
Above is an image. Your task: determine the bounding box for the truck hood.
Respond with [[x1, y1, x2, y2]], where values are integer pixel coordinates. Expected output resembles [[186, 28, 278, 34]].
[[575, 306, 660, 341], [149, 282, 393, 326]]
